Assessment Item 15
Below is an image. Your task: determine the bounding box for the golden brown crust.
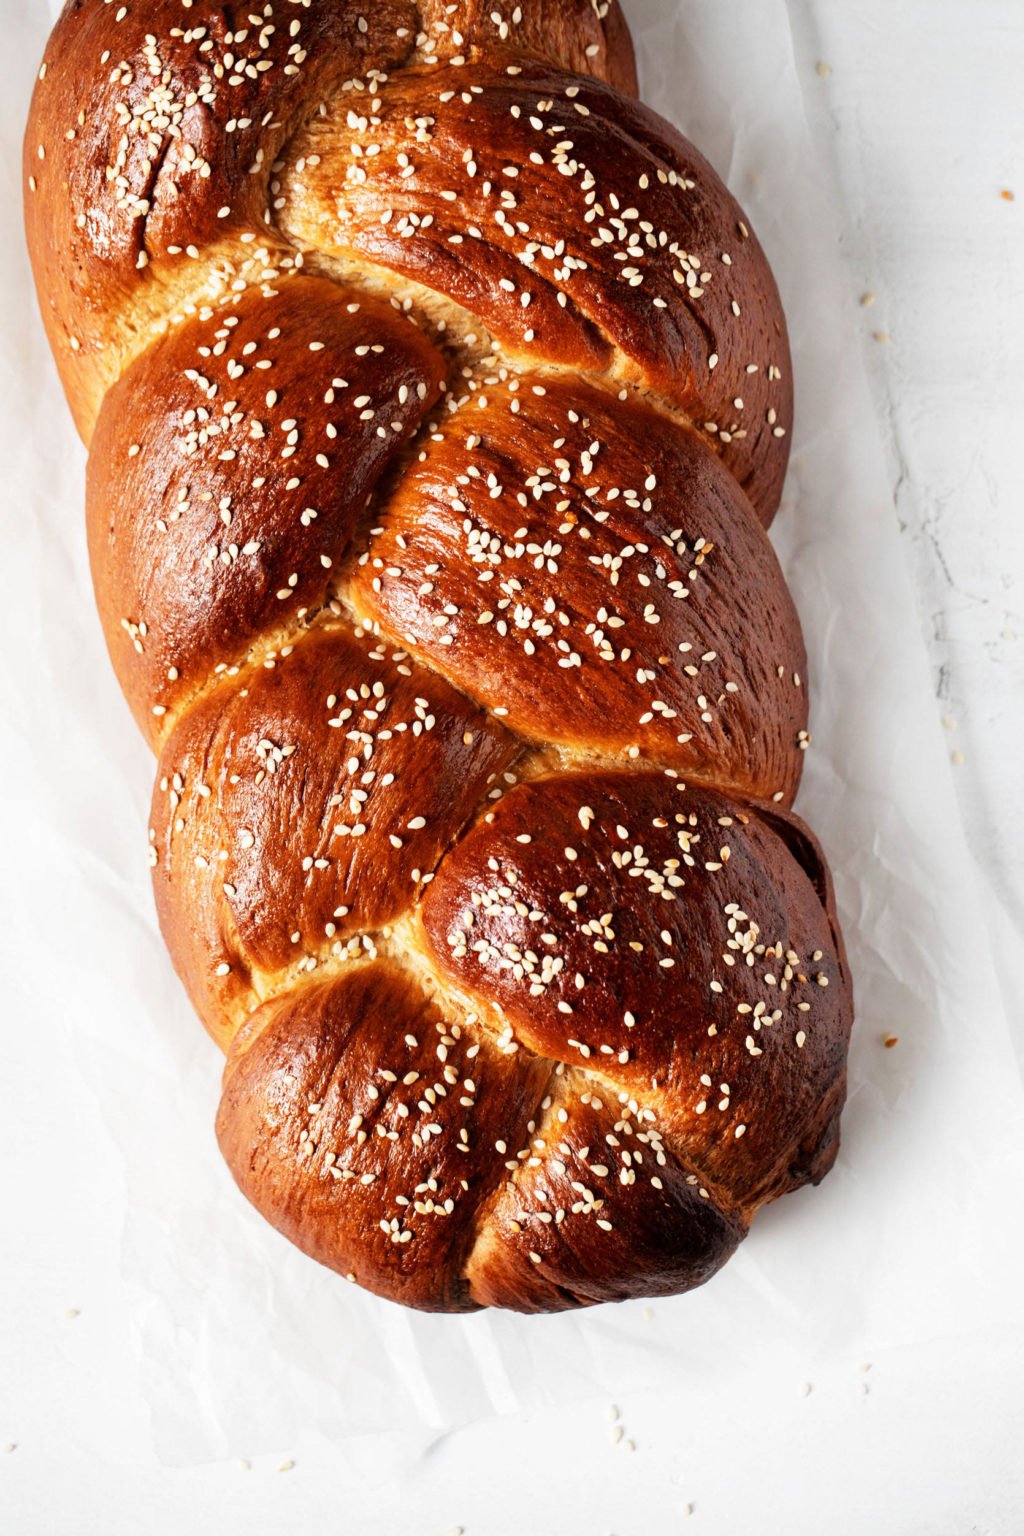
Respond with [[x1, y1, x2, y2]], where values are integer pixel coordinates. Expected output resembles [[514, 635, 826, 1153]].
[[24, 0, 852, 1314], [24, 1, 420, 435], [151, 624, 516, 1046], [216, 962, 552, 1311], [419, 0, 639, 95], [420, 772, 851, 1209], [463, 1069, 747, 1311], [280, 58, 792, 522], [353, 374, 807, 801], [87, 275, 445, 745]]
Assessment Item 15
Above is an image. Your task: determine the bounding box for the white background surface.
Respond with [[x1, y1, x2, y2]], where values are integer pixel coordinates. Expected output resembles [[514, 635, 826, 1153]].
[[2, 3, 1022, 1533]]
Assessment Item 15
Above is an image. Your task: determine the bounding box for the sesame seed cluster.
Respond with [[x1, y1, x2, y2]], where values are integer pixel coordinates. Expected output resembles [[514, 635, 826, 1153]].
[[25, 0, 852, 1312]]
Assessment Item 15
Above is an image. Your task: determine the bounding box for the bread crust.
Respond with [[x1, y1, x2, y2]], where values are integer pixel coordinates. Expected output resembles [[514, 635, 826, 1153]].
[[24, 0, 851, 1313]]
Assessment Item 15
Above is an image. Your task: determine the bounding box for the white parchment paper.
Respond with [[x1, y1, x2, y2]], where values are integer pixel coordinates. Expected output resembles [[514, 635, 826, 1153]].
[[3, 0, 1022, 1468]]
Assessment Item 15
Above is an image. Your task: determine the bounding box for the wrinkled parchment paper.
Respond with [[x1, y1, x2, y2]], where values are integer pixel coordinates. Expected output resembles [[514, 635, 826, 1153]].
[[4, 0, 1022, 1465]]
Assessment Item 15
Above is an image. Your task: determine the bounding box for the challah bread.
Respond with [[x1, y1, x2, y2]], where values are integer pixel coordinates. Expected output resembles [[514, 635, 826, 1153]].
[[24, 0, 853, 1312]]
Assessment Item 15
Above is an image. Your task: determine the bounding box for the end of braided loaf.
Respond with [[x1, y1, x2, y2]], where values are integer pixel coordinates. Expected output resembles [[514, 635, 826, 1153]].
[[25, 0, 852, 1313]]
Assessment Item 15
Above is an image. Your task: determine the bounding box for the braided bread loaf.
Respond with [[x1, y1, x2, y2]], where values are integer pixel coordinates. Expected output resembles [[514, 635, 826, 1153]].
[[25, 0, 853, 1312]]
